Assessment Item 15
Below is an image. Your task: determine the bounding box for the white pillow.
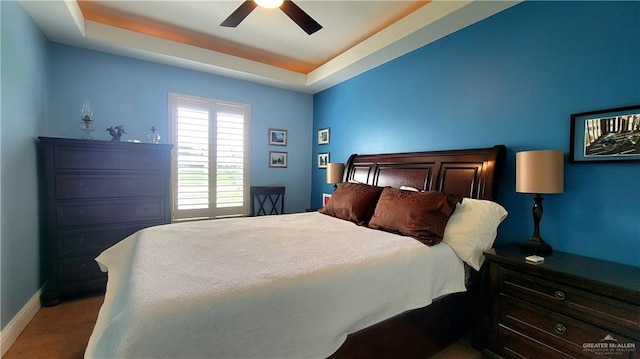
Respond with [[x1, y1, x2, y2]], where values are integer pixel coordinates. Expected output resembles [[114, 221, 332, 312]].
[[442, 198, 508, 271]]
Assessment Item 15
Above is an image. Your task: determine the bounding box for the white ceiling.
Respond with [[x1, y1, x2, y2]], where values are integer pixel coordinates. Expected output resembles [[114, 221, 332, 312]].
[[20, 0, 520, 94]]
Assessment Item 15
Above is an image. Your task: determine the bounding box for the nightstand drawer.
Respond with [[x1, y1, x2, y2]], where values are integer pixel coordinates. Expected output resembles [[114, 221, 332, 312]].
[[499, 267, 640, 337], [498, 325, 572, 359], [56, 174, 165, 199], [499, 294, 638, 359], [56, 199, 165, 227]]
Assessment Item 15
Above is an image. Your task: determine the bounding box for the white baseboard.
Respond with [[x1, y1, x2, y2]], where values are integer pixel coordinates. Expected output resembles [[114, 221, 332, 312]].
[[0, 289, 42, 358]]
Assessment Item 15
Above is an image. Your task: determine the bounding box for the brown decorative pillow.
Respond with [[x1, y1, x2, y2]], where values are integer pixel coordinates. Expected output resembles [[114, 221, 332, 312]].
[[368, 187, 463, 245], [319, 183, 384, 225]]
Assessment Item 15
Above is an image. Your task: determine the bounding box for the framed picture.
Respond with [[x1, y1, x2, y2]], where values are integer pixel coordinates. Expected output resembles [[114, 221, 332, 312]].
[[322, 193, 332, 206], [268, 129, 287, 146], [269, 151, 288, 168], [570, 105, 640, 163], [318, 128, 330, 145], [318, 153, 329, 168]]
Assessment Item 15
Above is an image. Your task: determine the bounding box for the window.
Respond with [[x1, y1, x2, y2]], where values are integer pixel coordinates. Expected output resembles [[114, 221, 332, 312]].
[[168, 93, 250, 220]]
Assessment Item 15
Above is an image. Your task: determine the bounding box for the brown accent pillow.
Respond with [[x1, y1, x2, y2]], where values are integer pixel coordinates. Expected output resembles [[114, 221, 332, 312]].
[[319, 183, 384, 225], [368, 187, 462, 245]]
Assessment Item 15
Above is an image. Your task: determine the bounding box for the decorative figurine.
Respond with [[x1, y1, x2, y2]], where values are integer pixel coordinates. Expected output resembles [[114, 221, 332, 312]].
[[80, 100, 94, 139], [148, 126, 161, 144], [106, 125, 127, 141]]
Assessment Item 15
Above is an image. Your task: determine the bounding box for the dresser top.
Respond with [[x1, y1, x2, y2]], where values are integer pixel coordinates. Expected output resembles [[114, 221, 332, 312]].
[[485, 244, 640, 297], [38, 136, 172, 150]]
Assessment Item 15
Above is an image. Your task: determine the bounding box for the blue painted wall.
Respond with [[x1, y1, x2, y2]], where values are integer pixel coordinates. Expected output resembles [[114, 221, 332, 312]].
[[1, 1, 51, 329], [49, 44, 313, 213], [313, 1, 640, 267]]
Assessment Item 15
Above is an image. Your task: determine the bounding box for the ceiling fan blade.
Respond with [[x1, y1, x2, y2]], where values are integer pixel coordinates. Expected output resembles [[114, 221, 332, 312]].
[[280, 1, 322, 35], [221, 1, 258, 27]]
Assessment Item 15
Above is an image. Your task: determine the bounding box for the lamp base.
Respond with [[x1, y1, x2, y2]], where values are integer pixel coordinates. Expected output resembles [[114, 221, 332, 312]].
[[520, 237, 553, 256], [520, 193, 553, 256]]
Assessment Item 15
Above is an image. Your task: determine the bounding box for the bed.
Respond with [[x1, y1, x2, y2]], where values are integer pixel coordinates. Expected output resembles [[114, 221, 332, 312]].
[[85, 145, 506, 359]]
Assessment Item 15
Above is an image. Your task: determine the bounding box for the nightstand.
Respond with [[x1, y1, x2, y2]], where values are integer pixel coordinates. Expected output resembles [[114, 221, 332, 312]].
[[481, 244, 640, 359]]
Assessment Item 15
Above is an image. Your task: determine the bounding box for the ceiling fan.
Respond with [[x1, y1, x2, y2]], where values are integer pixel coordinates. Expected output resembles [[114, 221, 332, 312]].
[[221, 0, 322, 35]]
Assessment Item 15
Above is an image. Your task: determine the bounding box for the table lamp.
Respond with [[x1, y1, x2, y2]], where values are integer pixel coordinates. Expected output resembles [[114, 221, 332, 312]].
[[326, 163, 344, 190], [516, 150, 564, 255]]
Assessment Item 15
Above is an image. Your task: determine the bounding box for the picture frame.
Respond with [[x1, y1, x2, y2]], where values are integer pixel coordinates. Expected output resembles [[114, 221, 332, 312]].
[[322, 193, 332, 206], [269, 151, 288, 168], [318, 128, 330, 145], [570, 105, 640, 163], [268, 129, 287, 146], [318, 153, 329, 168]]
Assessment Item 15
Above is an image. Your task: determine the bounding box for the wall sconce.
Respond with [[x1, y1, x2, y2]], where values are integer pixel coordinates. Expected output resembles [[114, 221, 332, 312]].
[[326, 163, 344, 190], [516, 150, 564, 255]]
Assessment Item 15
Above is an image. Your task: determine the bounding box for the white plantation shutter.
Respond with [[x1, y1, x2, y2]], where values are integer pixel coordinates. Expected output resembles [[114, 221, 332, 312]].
[[176, 101, 210, 211], [169, 93, 250, 220], [216, 104, 245, 208]]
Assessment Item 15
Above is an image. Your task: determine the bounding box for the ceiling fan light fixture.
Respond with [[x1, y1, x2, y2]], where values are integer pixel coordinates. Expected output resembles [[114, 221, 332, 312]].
[[223, 0, 321, 35], [254, 0, 284, 9]]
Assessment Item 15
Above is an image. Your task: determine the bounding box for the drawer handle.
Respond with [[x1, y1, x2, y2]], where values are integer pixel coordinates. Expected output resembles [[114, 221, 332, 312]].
[[554, 290, 566, 300], [553, 323, 567, 335]]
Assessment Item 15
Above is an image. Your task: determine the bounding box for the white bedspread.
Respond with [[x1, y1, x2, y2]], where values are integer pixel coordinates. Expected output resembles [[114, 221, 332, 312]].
[[85, 212, 466, 359]]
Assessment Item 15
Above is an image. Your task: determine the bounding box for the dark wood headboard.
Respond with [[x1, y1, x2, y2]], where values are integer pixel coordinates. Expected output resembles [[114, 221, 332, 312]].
[[343, 145, 506, 201]]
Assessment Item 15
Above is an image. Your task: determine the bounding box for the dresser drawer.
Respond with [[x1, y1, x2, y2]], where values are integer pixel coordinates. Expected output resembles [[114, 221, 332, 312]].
[[54, 147, 166, 171], [58, 256, 105, 282], [499, 267, 640, 337], [57, 199, 165, 227], [56, 174, 165, 199], [58, 224, 149, 256], [499, 294, 638, 359]]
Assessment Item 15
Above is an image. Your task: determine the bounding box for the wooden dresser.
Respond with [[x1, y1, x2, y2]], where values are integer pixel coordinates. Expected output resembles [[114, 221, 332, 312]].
[[38, 137, 172, 306], [482, 244, 640, 359]]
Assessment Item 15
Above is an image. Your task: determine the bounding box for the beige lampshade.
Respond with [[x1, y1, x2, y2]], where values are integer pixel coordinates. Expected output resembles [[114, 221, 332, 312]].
[[516, 150, 564, 194], [326, 163, 345, 184]]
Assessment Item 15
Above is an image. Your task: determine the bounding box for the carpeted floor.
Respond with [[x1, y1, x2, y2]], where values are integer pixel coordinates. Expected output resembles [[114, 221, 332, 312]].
[[3, 295, 481, 358]]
